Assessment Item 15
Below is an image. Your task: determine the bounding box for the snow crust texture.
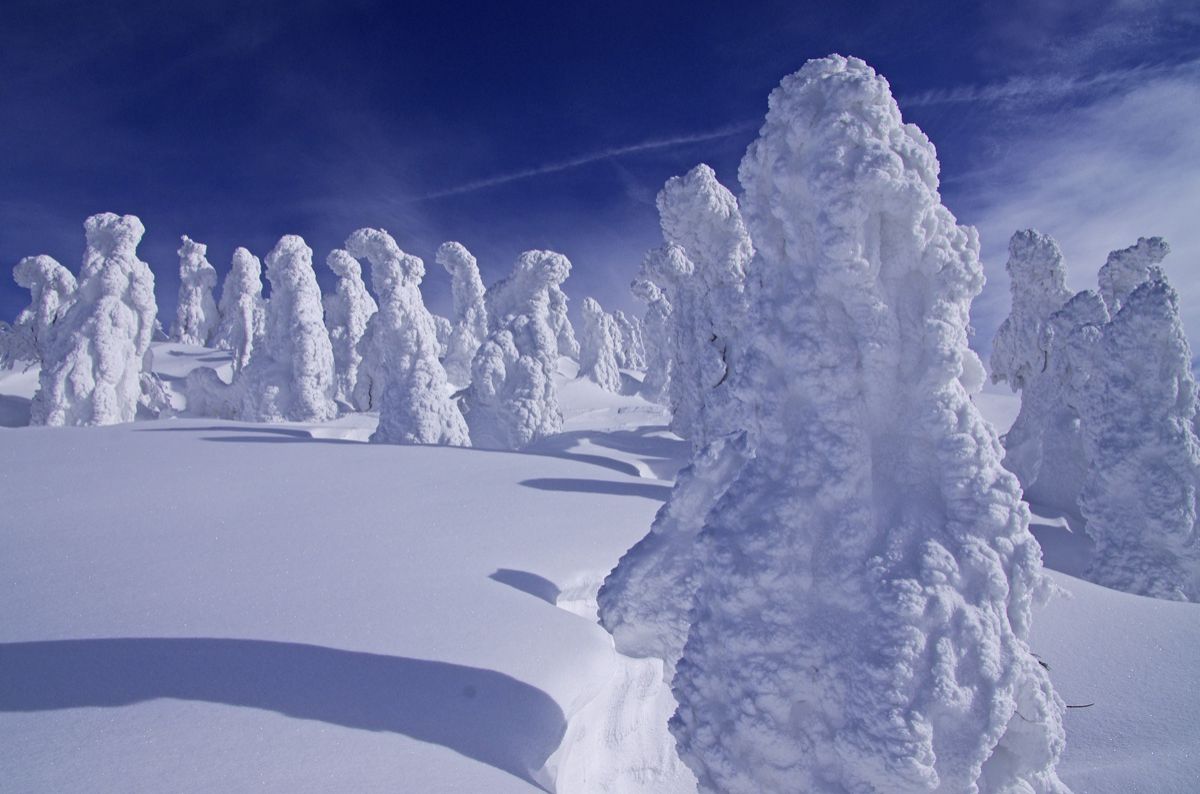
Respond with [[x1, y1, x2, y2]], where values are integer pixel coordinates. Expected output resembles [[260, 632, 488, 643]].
[[1077, 272, 1200, 600], [236, 235, 337, 423], [466, 250, 571, 449], [33, 213, 158, 426], [213, 247, 266, 372], [170, 236, 219, 346], [579, 297, 622, 392], [346, 228, 469, 446], [436, 241, 489, 386], [323, 248, 377, 411], [666, 55, 1066, 794]]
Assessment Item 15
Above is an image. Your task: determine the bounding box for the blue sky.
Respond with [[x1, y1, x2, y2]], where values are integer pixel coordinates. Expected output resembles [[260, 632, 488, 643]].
[[2, 0, 1198, 354]]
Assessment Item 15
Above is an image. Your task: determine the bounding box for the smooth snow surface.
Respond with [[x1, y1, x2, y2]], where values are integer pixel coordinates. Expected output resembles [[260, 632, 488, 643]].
[[0, 348, 1197, 792]]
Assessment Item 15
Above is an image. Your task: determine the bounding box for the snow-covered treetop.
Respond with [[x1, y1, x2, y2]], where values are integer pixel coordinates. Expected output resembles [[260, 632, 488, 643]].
[[224, 247, 263, 296], [177, 236, 217, 287], [657, 163, 752, 294], [345, 227, 425, 295], [1098, 236, 1170, 315], [80, 212, 147, 281], [485, 249, 572, 331], [638, 243, 694, 295], [990, 229, 1074, 391], [14, 254, 76, 328], [326, 247, 364, 281]]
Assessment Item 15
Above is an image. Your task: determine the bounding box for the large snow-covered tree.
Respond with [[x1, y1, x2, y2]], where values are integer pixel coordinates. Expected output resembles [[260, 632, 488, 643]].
[[435, 241, 488, 386], [666, 56, 1065, 793], [170, 236, 219, 346], [234, 235, 337, 423], [346, 228, 469, 446], [464, 250, 571, 449], [323, 248, 377, 411], [213, 247, 266, 373], [7, 255, 77, 365], [1077, 269, 1200, 601], [578, 296, 622, 392], [32, 213, 158, 427]]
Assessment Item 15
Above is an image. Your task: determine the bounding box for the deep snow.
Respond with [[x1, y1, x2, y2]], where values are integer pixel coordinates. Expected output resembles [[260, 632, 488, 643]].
[[0, 347, 1197, 792]]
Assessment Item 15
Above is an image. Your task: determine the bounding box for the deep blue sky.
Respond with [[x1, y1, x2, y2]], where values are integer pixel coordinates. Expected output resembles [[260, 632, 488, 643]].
[[2, 0, 1197, 349]]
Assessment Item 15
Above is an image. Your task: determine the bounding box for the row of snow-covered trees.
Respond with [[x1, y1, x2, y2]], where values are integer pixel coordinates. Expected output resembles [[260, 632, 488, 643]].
[[991, 231, 1200, 601], [2, 218, 651, 448]]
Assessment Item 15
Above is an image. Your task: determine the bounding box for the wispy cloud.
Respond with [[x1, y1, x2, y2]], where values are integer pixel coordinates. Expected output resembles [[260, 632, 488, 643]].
[[902, 59, 1197, 107], [419, 121, 758, 200]]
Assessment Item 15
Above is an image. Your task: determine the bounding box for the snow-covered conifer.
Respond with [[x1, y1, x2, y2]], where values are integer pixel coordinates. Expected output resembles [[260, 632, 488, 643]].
[[345, 228, 468, 446], [578, 297, 622, 392], [465, 250, 571, 449], [435, 241, 488, 385], [432, 314, 452, 358], [32, 213, 158, 426], [667, 56, 1065, 793], [10, 255, 76, 363], [213, 247, 266, 372], [235, 235, 337, 423], [1098, 236, 1170, 316], [1078, 270, 1200, 600], [547, 283, 579, 359], [323, 248, 377, 410], [612, 309, 646, 370], [631, 276, 672, 403], [170, 236, 219, 346]]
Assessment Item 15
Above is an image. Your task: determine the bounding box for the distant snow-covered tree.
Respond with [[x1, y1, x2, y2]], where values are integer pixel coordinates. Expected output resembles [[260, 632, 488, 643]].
[[631, 276, 672, 403], [432, 314, 452, 358], [234, 235, 337, 423], [547, 283, 579, 359], [612, 309, 646, 371], [323, 248, 377, 411], [1098, 236, 1170, 316], [1078, 269, 1200, 601], [6, 255, 77, 365], [346, 228, 469, 446], [213, 247, 266, 373], [667, 56, 1066, 794], [170, 236, 219, 346], [436, 241, 488, 385], [578, 297, 622, 392], [32, 213, 158, 426], [465, 250, 571, 449]]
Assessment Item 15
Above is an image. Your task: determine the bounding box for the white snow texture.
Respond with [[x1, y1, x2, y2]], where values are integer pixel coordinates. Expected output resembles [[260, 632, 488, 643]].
[[579, 297, 622, 392], [631, 276, 673, 404], [170, 235, 219, 346], [612, 309, 646, 371], [323, 248, 377, 411], [345, 228, 469, 446], [11, 254, 76, 363], [665, 55, 1066, 794], [33, 213, 158, 426]]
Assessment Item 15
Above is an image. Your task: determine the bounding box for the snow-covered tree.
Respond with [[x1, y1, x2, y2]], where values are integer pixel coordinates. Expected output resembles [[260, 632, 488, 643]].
[[578, 297, 622, 392], [170, 236, 219, 346], [547, 283, 579, 359], [235, 235, 337, 423], [465, 250, 571, 449], [435, 241, 488, 385], [432, 314, 452, 358], [631, 276, 672, 403], [213, 247, 266, 372], [644, 164, 753, 450], [612, 309, 646, 370], [7, 255, 76, 364], [667, 56, 1065, 793], [1098, 236, 1170, 316], [1078, 269, 1200, 600], [32, 213, 158, 426], [345, 228, 468, 446], [323, 248, 377, 411]]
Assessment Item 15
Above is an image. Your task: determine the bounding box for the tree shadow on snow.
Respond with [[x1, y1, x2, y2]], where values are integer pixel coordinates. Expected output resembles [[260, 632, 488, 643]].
[[0, 637, 564, 790], [519, 477, 670, 502], [489, 569, 560, 604]]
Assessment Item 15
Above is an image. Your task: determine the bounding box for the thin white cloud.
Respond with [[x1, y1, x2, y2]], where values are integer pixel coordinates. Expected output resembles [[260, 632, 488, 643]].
[[419, 121, 758, 200]]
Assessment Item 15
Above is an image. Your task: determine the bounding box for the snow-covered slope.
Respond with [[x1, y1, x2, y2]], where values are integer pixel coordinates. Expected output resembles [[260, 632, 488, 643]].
[[0, 349, 1196, 792]]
